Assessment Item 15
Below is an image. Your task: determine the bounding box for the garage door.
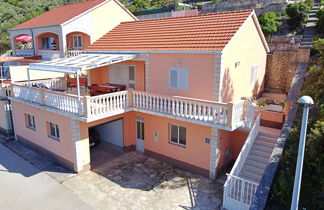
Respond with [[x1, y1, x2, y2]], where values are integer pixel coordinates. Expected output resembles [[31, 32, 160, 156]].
[[94, 119, 124, 148]]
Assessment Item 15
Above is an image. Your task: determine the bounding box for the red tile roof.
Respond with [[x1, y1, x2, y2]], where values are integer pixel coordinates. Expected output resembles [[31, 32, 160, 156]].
[[11, 0, 106, 30], [86, 9, 253, 52]]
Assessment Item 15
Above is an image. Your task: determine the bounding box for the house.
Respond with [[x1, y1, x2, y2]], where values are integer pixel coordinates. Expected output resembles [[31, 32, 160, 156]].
[[0, 0, 136, 137], [8, 0, 136, 61], [8, 9, 272, 209]]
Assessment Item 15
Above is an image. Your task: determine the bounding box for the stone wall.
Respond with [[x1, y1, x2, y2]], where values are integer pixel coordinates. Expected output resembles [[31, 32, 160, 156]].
[[265, 37, 310, 93], [201, 0, 285, 15]]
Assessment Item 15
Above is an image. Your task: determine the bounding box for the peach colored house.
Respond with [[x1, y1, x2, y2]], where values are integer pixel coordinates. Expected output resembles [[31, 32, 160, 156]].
[[9, 9, 273, 209]]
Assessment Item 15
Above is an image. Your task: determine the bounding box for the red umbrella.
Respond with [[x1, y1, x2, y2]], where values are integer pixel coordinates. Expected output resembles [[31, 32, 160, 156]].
[[15, 35, 32, 42]]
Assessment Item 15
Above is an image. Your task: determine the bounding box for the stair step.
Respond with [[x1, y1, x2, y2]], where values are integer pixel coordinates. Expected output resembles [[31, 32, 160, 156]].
[[258, 131, 279, 139], [256, 135, 277, 144], [239, 171, 261, 183], [242, 164, 265, 175], [254, 140, 276, 149], [244, 158, 267, 170], [252, 143, 274, 153], [302, 38, 313, 42], [247, 155, 269, 165], [249, 148, 272, 159], [301, 41, 313, 45]]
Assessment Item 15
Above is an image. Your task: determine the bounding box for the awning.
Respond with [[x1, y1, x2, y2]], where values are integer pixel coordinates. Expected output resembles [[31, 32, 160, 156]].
[[28, 53, 137, 74]]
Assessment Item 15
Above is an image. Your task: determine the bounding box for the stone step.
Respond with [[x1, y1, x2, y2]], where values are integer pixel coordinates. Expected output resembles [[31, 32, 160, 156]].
[[249, 148, 272, 159], [246, 154, 269, 165], [254, 139, 276, 149], [256, 135, 277, 144], [244, 158, 267, 170], [239, 171, 261, 183], [301, 38, 313, 42], [301, 41, 313, 45], [251, 143, 274, 153], [243, 163, 266, 175], [258, 131, 279, 139], [300, 45, 313, 49]]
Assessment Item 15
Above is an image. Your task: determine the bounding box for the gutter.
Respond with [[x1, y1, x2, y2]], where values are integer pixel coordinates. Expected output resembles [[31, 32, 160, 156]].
[[8, 24, 60, 32], [85, 50, 223, 54]]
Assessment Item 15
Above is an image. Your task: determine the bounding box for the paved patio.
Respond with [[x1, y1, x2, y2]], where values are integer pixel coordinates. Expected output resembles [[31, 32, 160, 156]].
[[4, 141, 222, 209], [64, 144, 222, 210]]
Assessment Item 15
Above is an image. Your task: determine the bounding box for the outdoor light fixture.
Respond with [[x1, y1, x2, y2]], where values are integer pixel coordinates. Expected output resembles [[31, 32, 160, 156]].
[[291, 95, 314, 210]]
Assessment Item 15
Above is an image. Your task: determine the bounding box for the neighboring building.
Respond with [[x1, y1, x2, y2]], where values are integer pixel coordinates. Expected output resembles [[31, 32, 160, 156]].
[[8, 0, 136, 60], [0, 0, 136, 136], [8, 9, 274, 210]]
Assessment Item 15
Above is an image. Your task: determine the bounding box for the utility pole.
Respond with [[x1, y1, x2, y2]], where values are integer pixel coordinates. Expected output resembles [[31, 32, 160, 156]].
[[290, 96, 314, 210]]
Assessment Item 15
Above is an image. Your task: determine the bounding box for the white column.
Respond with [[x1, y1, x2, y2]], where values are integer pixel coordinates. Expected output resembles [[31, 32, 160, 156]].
[[76, 71, 80, 100], [209, 127, 220, 179], [71, 119, 83, 172]]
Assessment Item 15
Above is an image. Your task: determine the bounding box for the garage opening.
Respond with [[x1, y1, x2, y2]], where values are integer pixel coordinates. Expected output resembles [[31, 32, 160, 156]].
[[89, 118, 125, 169]]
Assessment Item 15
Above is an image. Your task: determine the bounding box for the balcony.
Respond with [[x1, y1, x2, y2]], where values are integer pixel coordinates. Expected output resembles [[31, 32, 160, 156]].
[[10, 79, 249, 130]]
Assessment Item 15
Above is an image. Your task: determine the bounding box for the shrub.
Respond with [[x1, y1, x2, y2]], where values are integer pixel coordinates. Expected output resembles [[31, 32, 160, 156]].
[[304, 0, 314, 8], [258, 12, 282, 38], [286, 3, 310, 30], [316, 8, 324, 34]]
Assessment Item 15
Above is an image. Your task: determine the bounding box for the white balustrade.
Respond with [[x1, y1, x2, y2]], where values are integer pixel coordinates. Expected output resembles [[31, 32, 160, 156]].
[[232, 100, 245, 126], [12, 84, 42, 104], [65, 50, 84, 58], [223, 114, 260, 210], [45, 91, 83, 115], [19, 78, 63, 89], [223, 174, 259, 210], [86, 90, 128, 117], [132, 91, 230, 125]]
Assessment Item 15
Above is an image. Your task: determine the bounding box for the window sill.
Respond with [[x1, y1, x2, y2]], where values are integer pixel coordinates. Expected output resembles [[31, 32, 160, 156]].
[[26, 126, 36, 131], [49, 135, 60, 141], [169, 141, 186, 148]]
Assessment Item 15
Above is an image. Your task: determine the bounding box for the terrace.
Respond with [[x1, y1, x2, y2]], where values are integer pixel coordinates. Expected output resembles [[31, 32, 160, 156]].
[[8, 53, 253, 130]]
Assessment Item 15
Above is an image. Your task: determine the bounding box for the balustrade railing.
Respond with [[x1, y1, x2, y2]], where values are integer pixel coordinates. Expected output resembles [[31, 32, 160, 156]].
[[19, 78, 63, 89], [132, 91, 245, 127], [10, 84, 248, 128], [223, 114, 260, 210], [65, 50, 84, 58]]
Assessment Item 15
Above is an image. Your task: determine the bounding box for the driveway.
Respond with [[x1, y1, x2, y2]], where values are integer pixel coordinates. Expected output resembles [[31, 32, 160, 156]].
[[0, 143, 93, 210], [63, 148, 222, 210]]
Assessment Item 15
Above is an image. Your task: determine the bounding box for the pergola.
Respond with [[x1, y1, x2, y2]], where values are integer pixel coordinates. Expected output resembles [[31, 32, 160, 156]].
[[27, 53, 137, 99]]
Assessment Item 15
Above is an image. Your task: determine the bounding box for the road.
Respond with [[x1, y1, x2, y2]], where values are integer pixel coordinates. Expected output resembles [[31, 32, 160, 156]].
[[0, 143, 93, 210]]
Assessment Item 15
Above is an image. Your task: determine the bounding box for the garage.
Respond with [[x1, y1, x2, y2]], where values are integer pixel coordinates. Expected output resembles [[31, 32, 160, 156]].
[[90, 119, 124, 148]]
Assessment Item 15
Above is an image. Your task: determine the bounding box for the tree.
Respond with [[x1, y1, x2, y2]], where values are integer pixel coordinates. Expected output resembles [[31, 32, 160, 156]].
[[286, 2, 310, 30], [258, 12, 281, 39], [316, 8, 324, 34]]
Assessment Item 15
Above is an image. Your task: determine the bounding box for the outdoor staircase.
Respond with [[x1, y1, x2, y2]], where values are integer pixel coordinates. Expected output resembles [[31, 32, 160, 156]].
[[238, 129, 279, 183], [300, 4, 319, 49], [223, 114, 281, 210]]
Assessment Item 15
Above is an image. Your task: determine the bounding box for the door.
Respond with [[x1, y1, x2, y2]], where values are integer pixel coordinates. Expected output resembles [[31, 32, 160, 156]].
[[94, 119, 124, 148], [136, 119, 144, 152], [73, 35, 82, 50]]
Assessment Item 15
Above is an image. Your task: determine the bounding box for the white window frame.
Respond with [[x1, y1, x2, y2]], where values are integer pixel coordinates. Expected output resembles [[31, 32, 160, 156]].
[[250, 64, 258, 85], [73, 35, 82, 50], [169, 67, 188, 90], [26, 114, 36, 130], [49, 122, 60, 141], [169, 124, 186, 147]]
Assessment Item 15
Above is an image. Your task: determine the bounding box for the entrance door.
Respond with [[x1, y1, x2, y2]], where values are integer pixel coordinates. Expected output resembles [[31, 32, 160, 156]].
[[136, 119, 144, 152]]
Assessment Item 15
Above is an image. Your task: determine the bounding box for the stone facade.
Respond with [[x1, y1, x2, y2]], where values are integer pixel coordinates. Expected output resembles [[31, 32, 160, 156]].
[[265, 37, 310, 93], [201, 0, 285, 15]]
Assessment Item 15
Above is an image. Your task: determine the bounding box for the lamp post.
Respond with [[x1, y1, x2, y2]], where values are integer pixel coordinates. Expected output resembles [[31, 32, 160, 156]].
[[291, 96, 314, 210]]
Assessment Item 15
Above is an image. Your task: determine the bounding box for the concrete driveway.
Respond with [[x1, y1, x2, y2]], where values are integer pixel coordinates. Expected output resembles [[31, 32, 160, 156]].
[[63, 146, 222, 210], [0, 144, 93, 210]]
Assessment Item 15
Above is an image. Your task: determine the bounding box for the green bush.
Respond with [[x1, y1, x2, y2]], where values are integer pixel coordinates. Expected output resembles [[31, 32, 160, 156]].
[[266, 38, 324, 210], [304, 0, 314, 8], [321, 0, 324, 6], [258, 12, 282, 38], [286, 3, 310, 30], [316, 8, 324, 34]]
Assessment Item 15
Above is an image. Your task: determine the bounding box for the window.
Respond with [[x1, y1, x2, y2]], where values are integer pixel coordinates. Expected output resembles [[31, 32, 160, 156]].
[[26, 114, 36, 129], [49, 122, 60, 140], [250, 65, 258, 84], [42, 37, 55, 50], [73, 35, 82, 50], [170, 124, 186, 146], [169, 67, 188, 90]]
